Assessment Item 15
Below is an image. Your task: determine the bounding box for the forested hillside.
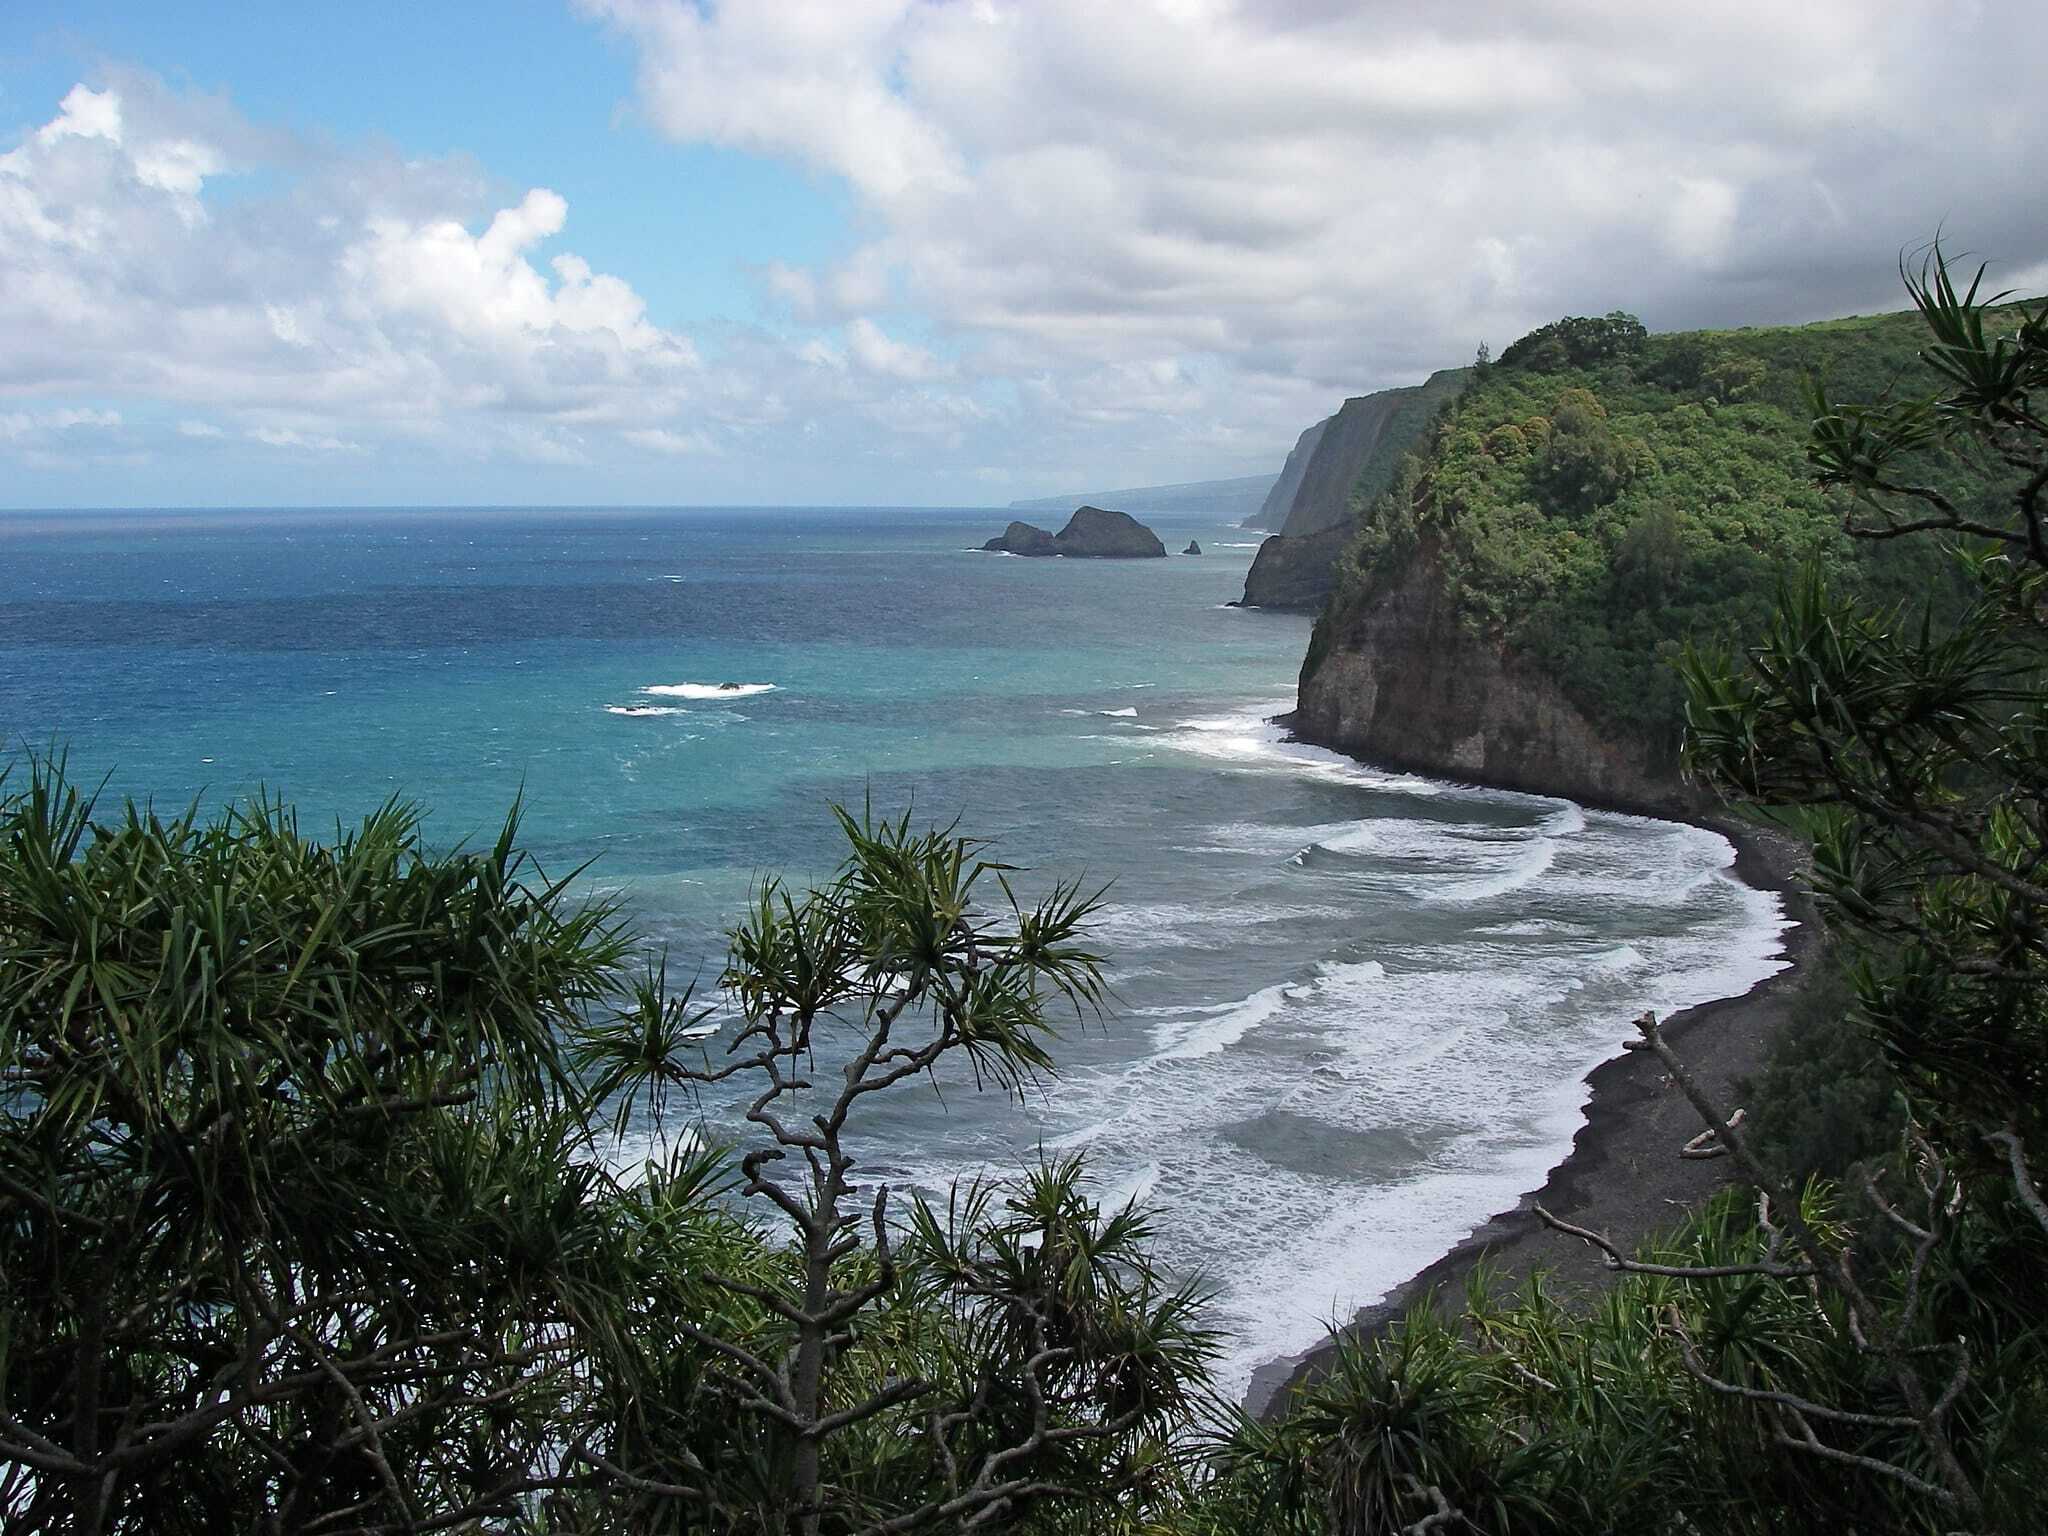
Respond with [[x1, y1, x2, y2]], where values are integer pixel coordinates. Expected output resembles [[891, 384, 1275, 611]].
[[1302, 306, 2006, 788]]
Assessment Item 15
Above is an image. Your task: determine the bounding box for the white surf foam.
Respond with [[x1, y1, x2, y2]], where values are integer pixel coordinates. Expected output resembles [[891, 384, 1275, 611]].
[[1160, 702, 1452, 798], [1100, 706, 1139, 718], [1425, 837, 1557, 903], [607, 704, 689, 717], [642, 681, 779, 700], [999, 777, 1791, 1403], [1153, 982, 1292, 1060]]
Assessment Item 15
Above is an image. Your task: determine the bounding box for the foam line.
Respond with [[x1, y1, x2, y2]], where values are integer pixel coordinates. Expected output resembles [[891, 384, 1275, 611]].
[[641, 681, 778, 699]]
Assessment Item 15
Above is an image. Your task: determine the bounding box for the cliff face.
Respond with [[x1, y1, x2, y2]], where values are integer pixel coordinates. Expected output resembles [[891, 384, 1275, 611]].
[[1278, 369, 1470, 539], [1292, 543, 1696, 816], [1237, 369, 1470, 609], [1279, 394, 1408, 538], [1244, 419, 1328, 530], [1237, 524, 1351, 609]]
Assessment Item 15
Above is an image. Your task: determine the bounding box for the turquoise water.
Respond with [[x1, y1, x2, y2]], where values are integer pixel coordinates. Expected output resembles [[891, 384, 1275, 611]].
[[0, 505, 1787, 1393]]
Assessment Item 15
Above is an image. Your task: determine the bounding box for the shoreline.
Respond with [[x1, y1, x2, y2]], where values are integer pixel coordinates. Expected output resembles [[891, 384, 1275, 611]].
[[1244, 807, 1819, 1420]]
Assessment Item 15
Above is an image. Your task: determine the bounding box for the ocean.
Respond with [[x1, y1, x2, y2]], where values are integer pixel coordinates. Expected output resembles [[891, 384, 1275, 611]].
[[0, 504, 1787, 1395]]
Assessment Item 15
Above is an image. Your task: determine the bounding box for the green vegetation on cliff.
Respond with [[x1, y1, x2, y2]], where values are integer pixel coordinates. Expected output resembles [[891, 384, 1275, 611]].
[[1312, 302, 2009, 759]]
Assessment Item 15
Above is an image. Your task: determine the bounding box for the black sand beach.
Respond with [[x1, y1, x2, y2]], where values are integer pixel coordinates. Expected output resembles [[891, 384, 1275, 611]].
[[1247, 816, 1818, 1419]]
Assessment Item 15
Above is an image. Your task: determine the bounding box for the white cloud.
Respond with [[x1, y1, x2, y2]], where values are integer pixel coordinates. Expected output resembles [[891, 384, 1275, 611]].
[[622, 426, 715, 455], [845, 317, 944, 380], [578, 0, 963, 203], [0, 73, 726, 484], [5, 6, 2048, 503], [133, 138, 224, 198], [37, 85, 122, 147], [0, 406, 122, 442], [247, 425, 361, 453], [587, 0, 2048, 485]]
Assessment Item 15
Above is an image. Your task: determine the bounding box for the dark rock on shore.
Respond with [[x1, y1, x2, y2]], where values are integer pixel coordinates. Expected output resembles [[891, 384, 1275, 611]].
[[982, 506, 1167, 558], [1183, 540, 1203, 555]]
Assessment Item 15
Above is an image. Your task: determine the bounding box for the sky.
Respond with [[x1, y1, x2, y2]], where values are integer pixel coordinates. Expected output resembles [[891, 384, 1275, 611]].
[[3, 1, 2045, 509]]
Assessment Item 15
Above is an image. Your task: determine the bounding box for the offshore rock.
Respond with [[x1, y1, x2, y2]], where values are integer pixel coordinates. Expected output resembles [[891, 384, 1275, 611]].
[[982, 519, 1060, 556], [1184, 540, 1203, 555], [984, 506, 1167, 558]]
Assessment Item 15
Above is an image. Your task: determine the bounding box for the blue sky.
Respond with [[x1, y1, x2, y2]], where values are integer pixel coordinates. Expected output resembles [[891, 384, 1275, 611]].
[[5, 2, 851, 335], [3, 1, 2045, 508]]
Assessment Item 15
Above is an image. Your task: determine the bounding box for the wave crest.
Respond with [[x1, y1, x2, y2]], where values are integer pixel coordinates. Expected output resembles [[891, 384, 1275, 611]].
[[641, 681, 778, 700]]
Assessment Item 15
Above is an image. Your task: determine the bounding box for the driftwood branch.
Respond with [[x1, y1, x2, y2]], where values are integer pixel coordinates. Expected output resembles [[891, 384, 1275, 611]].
[[1533, 1204, 1814, 1280]]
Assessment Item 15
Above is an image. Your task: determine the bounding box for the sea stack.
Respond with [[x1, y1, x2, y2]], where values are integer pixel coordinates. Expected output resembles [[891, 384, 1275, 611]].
[[982, 506, 1167, 558], [981, 519, 1060, 556], [1183, 540, 1203, 555]]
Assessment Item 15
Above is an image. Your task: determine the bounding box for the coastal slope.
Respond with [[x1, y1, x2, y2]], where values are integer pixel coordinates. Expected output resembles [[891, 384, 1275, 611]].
[[1289, 308, 1987, 809]]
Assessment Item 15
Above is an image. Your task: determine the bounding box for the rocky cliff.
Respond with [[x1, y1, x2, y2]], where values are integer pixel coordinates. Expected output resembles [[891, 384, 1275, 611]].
[[1280, 305, 1987, 818], [1277, 370, 1469, 539], [983, 505, 1166, 558], [1236, 524, 1351, 609], [1243, 419, 1327, 530], [1292, 542, 1696, 816], [1236, 369, 1470, 610]]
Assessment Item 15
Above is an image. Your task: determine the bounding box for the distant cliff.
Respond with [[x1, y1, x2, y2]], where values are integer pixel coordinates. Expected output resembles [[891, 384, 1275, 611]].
[[1237, 369, 1469, 609], [1008, 475, 1274, 521], [1237, 525, 1352, 610], [1276, 370, 1469, 540], [1289, 309, 1976, 814], [1242, 420, 1327, 530]]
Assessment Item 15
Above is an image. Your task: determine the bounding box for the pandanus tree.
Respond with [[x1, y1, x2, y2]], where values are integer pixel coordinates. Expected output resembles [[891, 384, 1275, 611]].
[[571, 807, 1219, 1534], [0, 763, 1218, 1534], [1507, 248, 2048, 1531], [1659, 247, 2048, 1528], [0, 767, 645, 1532]]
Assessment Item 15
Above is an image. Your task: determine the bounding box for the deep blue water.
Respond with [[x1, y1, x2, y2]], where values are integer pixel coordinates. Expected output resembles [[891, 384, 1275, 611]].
[[0, 505, 1786, 1392]]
